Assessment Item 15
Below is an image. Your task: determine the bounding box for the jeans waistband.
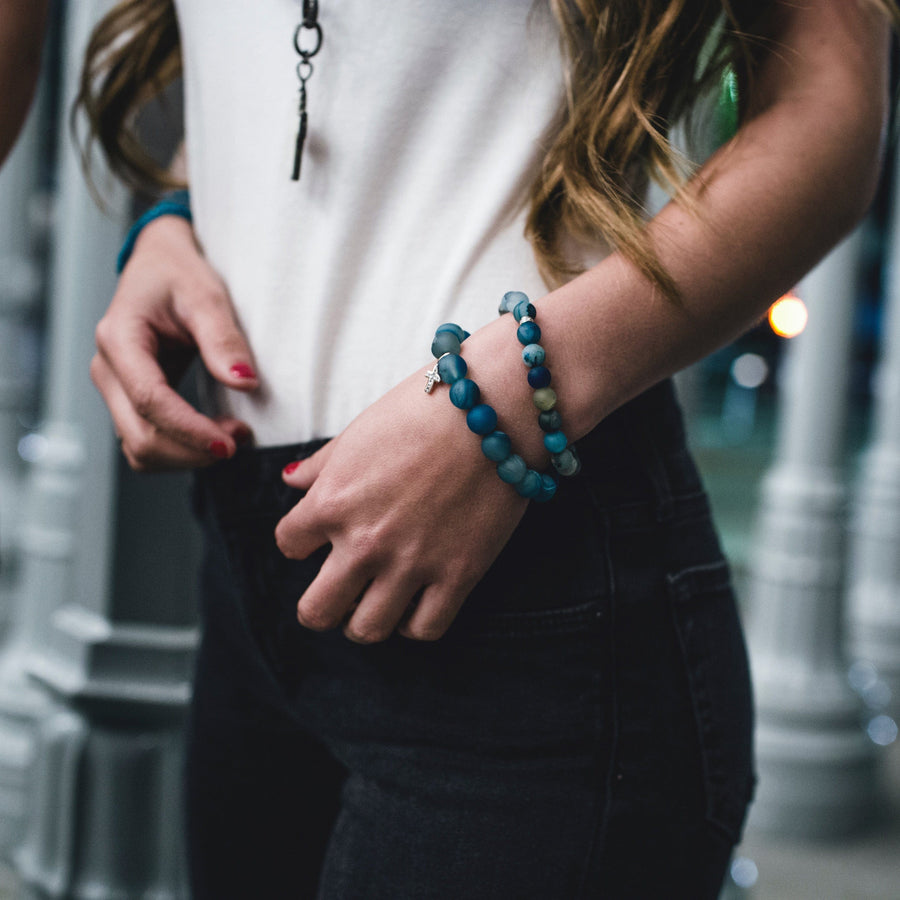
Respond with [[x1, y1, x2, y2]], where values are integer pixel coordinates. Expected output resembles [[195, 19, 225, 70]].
[[197, 379, 702, 525]]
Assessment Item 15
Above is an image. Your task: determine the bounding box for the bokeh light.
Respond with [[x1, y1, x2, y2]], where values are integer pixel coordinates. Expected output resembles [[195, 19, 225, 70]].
[[867, 715, 898, 747], [769, 291, 808, 338], [730, 856, 759, 889], [731, 352, 769, 389]]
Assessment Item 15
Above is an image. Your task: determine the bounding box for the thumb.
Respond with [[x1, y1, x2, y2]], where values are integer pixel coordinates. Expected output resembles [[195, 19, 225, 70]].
[[282, 439, 337, 490], [176, 280, 259, 391]]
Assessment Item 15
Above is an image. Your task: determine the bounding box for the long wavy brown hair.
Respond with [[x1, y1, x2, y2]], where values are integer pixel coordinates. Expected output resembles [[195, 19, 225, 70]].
[[76, 0, 898, 299]]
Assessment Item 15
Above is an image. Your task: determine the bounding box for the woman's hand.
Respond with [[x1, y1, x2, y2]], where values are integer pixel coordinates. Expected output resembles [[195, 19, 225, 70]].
[[275, 362, 531, 643], [91, 214, 259, 470]]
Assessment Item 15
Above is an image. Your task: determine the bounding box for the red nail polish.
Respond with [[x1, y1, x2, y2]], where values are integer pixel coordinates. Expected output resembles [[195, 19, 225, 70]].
[[230, 363, 257, 380], [209, 440, 229, 459], [283, 460, 301, 476]]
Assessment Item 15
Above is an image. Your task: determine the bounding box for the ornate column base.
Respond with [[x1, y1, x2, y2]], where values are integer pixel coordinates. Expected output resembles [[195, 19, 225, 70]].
[[747, 466, 878, 837], [16, 704, 188, 900], [847, 446, 900, 715]]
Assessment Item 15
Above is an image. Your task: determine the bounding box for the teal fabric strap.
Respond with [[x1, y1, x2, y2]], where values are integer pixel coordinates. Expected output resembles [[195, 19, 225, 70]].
[[116, 190, 192, 274]]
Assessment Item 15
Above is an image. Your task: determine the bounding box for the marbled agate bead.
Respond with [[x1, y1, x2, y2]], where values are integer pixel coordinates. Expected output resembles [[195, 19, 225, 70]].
[[543, 430, 568, 454], [481, 430, 512, 462], [437, 352, 467, 384], [527, 366, 551, 389], [431, 330, 461, 357], [449, 378, 479, 410], [534, 474, 558, 503], [497, 454, 527, 484], [513, 300, 537, 322], [500, 290, 529, 315], [517, 321, 541, 346], [551, 446, 581, 477], [522, 343, 545, 367], [466, 403, 498, 436], [538, 409, 562, 432], [514, 469, 543, 498], [532, 387, 557, 411], [435, 323, 469, 342]]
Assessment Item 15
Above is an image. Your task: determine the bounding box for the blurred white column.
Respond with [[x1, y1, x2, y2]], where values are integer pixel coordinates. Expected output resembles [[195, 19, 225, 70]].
[[0, 61, 49, 855], [746, 229, 877, 837], [0, 2, 198, 895], [846, 160, 900, 722]]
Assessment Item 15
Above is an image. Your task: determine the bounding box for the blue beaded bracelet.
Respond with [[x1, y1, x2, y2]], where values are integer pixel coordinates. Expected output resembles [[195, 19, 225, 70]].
[[116, 189, 192, 274], [425, 325, 558, 502], [498, 290, 581, 478]]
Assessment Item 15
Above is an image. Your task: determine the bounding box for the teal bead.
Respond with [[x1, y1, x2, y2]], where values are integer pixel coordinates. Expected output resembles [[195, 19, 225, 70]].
[[534, 473, 558, 503], [497, 453, 527, 484], [515, 469, 543, 498], [533, 387, 557, 411], [551, 446, 581, 477], [543, 430, 568, 454], [435, 323, 469, 342], [517, 321, 541, 345], [513, 300, 537, 322], [431, 330, 461, 357], [449, 378, 479, 410], [522, 344, 545, 367], [466, 403, 498, 435], [481, 430, 512, 462], [527, 366, 551, 389], [539, 409, 562, 432], [437, 353, 467, 384], [500, 290, 529, 314]]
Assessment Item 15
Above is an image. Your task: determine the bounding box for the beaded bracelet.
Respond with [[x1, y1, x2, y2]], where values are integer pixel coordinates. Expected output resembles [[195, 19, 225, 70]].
[[424, 323, 558, 502], [498, 290, 581, 478], [116, 189, 192, 274]]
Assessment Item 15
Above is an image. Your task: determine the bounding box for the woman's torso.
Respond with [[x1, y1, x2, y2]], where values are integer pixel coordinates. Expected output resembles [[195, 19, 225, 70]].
[[175, 0, 573, 444]]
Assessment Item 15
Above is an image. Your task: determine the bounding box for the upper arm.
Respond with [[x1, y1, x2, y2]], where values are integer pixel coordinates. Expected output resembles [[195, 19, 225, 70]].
[[750, 0, 891, 128]]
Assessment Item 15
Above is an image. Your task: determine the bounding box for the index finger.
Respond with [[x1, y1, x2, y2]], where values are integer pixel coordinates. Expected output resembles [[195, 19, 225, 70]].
[[98, 319, 236, 455]]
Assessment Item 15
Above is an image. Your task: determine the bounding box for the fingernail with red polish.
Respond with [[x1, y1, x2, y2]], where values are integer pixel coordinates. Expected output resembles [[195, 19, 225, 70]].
[[230, 363, 257, 380], [209, 440, 229, 459], [283, 460, 301, 476]]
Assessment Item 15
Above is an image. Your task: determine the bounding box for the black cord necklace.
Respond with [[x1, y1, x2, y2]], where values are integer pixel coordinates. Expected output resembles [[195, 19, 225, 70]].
[[292, 0, 323, 180]]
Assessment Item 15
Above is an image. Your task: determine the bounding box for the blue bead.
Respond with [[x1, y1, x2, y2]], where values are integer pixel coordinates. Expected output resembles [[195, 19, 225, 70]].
[[513, 300, 537, 323], [517, 321, 542, 345], [497, 454, 527, 484], [449, 378, 480, 410], [515, 469, 543, 498], [534, 473, 558, 503], [481, 430, 512, 462], [431, 330, 461, 357], [437, 353, 467, 384], [527, 366, 551, 389], [551, 446, 581, 477], [500, 290, 529, 315], [466, 403, 498, 436], [543, 430, 568, 454], [522, 344, 545, 367], [435, 323, 469, 342], [538, 409, 562, 432]]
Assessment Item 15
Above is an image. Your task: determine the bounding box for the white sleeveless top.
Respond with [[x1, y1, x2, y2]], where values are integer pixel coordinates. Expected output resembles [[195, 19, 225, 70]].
[[175, 0, 567, 444]]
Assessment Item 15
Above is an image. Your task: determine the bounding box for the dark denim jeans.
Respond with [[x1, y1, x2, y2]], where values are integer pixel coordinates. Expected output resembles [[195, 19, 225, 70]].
[[187, 380, 755, 899]]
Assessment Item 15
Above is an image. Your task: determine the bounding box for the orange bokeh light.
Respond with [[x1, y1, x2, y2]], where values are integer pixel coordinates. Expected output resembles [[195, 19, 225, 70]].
[[769, 291, 808, 338]]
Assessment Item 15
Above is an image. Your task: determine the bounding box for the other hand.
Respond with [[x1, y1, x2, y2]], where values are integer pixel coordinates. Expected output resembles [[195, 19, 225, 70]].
[[275, 367, 531, 643], [91, 214, 258, 470]]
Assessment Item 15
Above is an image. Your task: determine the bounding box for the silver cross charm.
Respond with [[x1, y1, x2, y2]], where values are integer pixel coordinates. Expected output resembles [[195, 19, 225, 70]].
[[424, 363, 441, 393]]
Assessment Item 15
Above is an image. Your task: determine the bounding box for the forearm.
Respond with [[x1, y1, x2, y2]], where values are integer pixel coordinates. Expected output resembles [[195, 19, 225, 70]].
[[459, 0, 890, 463], [0, 0, 50, 167]]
